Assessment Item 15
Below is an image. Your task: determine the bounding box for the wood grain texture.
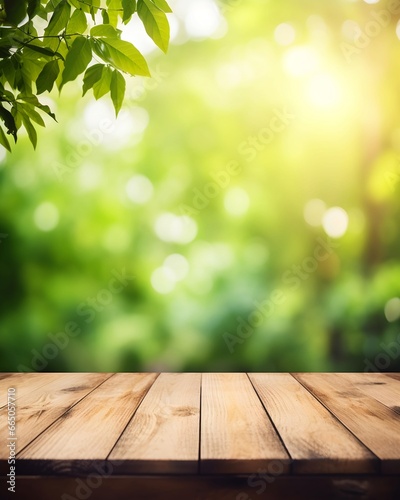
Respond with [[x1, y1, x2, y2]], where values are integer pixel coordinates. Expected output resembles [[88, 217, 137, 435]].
[[249, 373, 377, 474], [200, 373, 290, 474], [0, 373, 110, 462], [0, 373, 60, 409], [294, 373, 400, 474], [109, 373, 201, 474], [342, 373, 400, 415], [17, 373, 157, 474]]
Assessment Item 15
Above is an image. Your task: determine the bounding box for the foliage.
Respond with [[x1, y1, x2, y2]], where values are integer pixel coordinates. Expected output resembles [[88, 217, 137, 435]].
[[0, 0, 171, 150], [0, 0, 400, 373]]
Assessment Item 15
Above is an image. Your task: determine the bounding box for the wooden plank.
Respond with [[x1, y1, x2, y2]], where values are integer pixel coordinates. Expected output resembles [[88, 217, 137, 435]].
[[0, 373, 111, 462], [0, 373, 61, 408], [294, 373, 400, 474], [249, 373, 377, 474], [342, 373, 400, 415], [13, 475, 400, 500], [385, 372, 400, 382], [109, 373, 201, 474], [17, 373, 158, 474], [200, 373, 290, 474]]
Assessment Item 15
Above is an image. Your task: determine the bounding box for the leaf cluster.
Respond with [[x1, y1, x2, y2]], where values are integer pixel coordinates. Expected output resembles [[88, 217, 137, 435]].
[[0, 0, 171, 149]]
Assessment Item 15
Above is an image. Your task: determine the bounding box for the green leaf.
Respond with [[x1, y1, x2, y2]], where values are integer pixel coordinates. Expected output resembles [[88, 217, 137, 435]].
[[18, 95, 57, 121], [95, 38, 150, 77], [24, 44, 59, 58], [19, 103, 45, 127], [20, 111, 37, 148], [122, 0, 136, 23], [0, 126, 11, 152], [61, 36, 92, 87], [151, 0, 172, 13], [36, 60, 60, 94], [27, 0, 41, 19], [93, 65, 112, 100], [101, 10, 110, 24], [106, 0, 122, 27], [0, 105, 17, 141], [67, 0, 81, 8], [0, 59, 17, 87], [45, 1, 71, 36], [4, 0, 28, 26], [90, 24, 120, 38], [67, 9, 88, 34], [21, 58, 46, 85], [10, 105, 22, 131], [82, 63, 103, 96], [137, 0, 169, 53], [110, 69, 125, 116]]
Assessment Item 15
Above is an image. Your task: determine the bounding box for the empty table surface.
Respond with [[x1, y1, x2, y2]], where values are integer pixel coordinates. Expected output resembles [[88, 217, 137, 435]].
[[1, 372, 400, 478]]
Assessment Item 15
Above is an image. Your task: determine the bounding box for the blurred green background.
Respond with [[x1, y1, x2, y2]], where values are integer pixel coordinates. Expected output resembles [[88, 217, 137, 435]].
[[1, 0, 400, 372]]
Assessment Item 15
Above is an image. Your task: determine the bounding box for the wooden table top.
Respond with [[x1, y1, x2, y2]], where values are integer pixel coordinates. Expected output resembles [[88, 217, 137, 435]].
[[1, 372, 400, 477]]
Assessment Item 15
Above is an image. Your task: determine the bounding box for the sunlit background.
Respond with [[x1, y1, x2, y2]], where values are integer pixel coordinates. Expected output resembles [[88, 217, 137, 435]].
[[1, 0, 400, 372]]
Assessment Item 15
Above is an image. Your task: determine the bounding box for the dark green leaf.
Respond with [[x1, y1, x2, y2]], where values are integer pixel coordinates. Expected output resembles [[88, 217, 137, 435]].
[[93, 65, 112, 99], [110, 69, 125, 115], [97, 38, 150, 77], [24, 44, 58, 58], [0, 59, 17, 87], [61, 36, 92, 87], [137, 0, 169, 53], [0, 125, 11, 152], [82, 63, 104, 96], [67, 8, 88, 34], [102, 10, 110, 24], [122, 0, 136, 23], [27, 0, 40, 19], [0, 105, 17, 140], [36, 60, 60, 94], [4, 0, 28, 26]]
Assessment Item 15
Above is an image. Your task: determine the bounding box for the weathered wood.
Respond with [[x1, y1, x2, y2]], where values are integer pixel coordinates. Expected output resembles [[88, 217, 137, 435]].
[[200, 373, 290, 474], [109, 373, 201, 474], [0, 373, 111, 464], [342, 373, 400, 415], [294, 373, 400, 474], [12, 475, 400, 500], [249, 373, 377, 474], [17, 373, 157, 474]]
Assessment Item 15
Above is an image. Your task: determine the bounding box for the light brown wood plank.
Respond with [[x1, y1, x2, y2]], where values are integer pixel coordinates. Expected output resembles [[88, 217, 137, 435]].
[[385, 372, 400, 382], [249, 373, 377, 474], [109, 373, 201, 474], [294, 373, 400, 474], [200, 373, 290, 474], [0, 373, 62, 408], [0, 373, 111, 461], [342, 373, 400, 415], [18, 373, 158, 474]]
